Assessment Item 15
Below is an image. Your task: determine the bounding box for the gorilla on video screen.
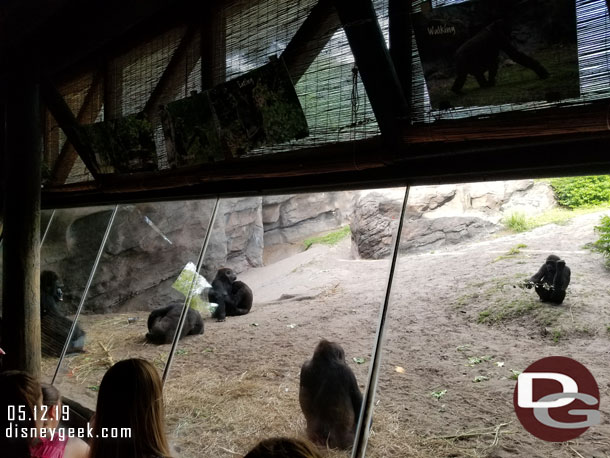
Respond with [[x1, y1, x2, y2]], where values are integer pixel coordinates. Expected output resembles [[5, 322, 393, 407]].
[[205, 268, 253, 322], [451, 19, 549, 94], [40, 270, 86, 356], [146, 302, 204, 345], [526, 254, 571, 305], [299, 339, 363, 450]]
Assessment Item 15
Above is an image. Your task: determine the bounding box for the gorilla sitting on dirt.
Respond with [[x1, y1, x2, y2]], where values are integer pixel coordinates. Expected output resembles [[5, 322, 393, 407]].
[[205, 268, 253, 322], [526, 254, 571, 305], [40, 270, 86, 356]]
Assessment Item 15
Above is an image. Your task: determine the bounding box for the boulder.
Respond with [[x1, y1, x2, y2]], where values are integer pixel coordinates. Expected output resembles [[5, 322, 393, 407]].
[[350, 180, 555, 259]]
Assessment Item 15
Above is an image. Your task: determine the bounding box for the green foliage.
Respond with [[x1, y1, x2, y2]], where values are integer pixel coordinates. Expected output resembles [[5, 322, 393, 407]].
[[303, 226, 351, 250], [503, 205, 610, 234], [503, 212, 531, 232], [550, 176, 610, 209], [592, 215, 610, 268]]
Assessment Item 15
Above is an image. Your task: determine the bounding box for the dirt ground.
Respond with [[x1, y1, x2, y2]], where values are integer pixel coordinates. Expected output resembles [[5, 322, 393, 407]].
[[44, 209, 610, 458]]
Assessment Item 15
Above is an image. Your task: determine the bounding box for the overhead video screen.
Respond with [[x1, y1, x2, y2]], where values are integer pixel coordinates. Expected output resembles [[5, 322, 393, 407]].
[[412, 0, 580, 109]]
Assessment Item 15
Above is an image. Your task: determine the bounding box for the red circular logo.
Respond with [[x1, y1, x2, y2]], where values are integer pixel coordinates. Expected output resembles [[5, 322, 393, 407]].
[[513, 356, 600, 442]]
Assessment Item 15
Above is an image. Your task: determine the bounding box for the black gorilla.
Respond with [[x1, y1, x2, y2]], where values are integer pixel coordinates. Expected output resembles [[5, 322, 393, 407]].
[[146, 302, 204, 345], [205, 268, 253, 321], [451, 19, 549, 94], [527, 254, 571, 304], [40, 271, 86, 356], [299, 339, 363, 449]]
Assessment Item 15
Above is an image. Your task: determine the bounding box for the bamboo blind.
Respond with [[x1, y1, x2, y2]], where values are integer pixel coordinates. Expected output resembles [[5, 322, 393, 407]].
[[44, 0, 609, 185]]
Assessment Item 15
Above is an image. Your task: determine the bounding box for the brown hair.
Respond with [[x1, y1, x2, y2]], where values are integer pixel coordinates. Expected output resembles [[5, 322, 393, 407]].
[[0, 370, 42, 457], [244, 437, 322, 458], [88, 358, 173, 458], [41, 383, 61, 405]]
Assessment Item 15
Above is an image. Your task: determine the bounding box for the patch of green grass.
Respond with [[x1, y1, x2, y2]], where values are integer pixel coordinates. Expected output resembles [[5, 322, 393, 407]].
[[606, 325, 610, 334], [477, 310, 491, 323], [303, 226, 351, 250], [552, 328, 562, 343], [509, 370, 521, 380], [531, 205, 610, 226], [503, 204, 610, 234], [477, 299, 562, 326], [494, 243, 528, 262], [503, 212, 531, 232]]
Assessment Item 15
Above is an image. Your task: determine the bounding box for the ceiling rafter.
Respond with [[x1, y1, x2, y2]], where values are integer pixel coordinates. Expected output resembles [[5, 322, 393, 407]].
[[280, 0, 342, 85], [49, 71, 104, 186], [332, 0, 408, 143]]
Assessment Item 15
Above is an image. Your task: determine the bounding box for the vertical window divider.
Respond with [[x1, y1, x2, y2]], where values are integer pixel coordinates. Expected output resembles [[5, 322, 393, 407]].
[[52, 204, 119, 384], [163, 197, 221, 386], [352, 185, 410, 458]]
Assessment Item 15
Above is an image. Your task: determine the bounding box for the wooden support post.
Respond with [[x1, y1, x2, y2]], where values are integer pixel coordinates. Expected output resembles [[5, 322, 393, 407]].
[[2, 78, 42, 377], [281, 0, 342, 85], [41, 81, 100, 178], [389, 0, 411, 124], [332, 0, 408, 142]]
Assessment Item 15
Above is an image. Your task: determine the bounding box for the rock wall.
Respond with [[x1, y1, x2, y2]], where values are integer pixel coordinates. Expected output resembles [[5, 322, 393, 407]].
[[351, 180, 556, 259], [38, 193, 352, 313], [42, 199, 263, 314], [262, 192, 353, 264]]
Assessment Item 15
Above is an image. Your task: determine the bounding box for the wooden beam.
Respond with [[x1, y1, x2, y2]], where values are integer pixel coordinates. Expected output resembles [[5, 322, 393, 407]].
[[332, 0, 408, 142], [144, 24, 199, 119], [104, 59, 122, 121], [388, 0, 411, 123], [201, 3, 226, 88], [2, 78, 42, 377], [41, 128, 610, 208], [49, 72, 103, 186], [281, 0, 342, 84], [41, 81, 100, 178]]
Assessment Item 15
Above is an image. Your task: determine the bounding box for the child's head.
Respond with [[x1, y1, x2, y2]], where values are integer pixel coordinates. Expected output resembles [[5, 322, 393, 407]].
[[0, 371, 43, 457], [40, 383, 62, 429], [244, 437, 322, 458], [89, 358, 171, 458]]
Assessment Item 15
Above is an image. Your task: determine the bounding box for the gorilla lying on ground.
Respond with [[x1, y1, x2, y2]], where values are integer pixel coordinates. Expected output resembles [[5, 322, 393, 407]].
[[40, 270, 86, 356], [299, 339, 363, 449], [205, 268, 253, 321], [526, 254, 571, 305], [146, 302, 204, 344]]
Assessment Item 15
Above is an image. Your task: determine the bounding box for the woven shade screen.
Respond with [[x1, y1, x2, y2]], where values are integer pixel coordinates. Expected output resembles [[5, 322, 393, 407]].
[[43, 0, 609, 185]]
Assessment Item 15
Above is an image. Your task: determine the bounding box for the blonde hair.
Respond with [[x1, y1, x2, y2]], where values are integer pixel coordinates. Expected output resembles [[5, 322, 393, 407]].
[[244, 437, 322, 458], [89, 359, 172, 458]]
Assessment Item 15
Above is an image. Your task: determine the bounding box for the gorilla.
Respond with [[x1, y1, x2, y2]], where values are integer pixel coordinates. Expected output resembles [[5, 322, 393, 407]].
[[40, 271, 86, 356], [299, 339, 363, 449], [205, 268, 253, 322], [527, 254, 571, 304], [146, 302, 204, 345], [451, 19, 549, 94]]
